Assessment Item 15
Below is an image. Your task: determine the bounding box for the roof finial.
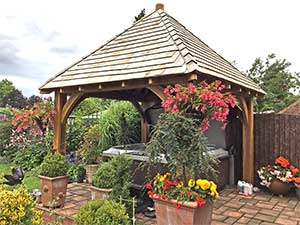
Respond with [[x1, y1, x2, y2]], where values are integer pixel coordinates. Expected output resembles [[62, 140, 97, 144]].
[[155, 3, 164, 11]]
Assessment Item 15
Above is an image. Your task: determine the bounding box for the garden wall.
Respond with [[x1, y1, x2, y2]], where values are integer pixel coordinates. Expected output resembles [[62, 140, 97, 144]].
[[254, 113, 300, 184]]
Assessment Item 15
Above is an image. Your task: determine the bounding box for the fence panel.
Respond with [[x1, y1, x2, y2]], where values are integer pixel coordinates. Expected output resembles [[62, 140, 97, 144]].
[[254, 113, 300, 184]]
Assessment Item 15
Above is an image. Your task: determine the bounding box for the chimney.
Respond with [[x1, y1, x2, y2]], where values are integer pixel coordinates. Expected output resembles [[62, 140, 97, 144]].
[[155, 3, 164, 11]]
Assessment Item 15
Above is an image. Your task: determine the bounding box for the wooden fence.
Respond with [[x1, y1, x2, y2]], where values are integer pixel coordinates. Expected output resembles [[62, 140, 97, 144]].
[[254, 113, 300, 184]]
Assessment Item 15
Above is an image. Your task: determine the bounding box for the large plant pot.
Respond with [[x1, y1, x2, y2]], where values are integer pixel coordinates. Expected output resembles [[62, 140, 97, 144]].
[[85, 164, 99, 184], [152, 196, 213, 225], [39, 175, 69, 208], [90, 186, 112, 200], [269, 179, 291, 195]]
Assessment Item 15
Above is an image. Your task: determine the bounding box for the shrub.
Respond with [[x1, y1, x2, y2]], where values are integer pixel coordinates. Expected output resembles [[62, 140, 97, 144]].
[[0, 185, 42, 225], [39, 153, 69, 177], [74, 199, 130, 225], [98, 101, 140, 153], [14, 138, 48, 170], [78, 124, 101, 164], [68, 164, 86, 183], [92, 162, 115, 188], [0, 120, 14, 160], [109, 155, 133, 200]]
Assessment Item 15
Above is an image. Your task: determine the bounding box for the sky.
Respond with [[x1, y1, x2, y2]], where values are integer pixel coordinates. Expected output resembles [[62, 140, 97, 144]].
[[0, 0, 299, 96]]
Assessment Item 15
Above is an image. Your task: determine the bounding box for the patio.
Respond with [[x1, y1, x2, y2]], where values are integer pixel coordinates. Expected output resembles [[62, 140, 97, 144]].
[[38, 183, 300, 225]]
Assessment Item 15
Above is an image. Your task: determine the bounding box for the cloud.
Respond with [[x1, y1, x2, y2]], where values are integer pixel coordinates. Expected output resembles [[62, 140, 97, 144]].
[[50, 46, 79, 55]]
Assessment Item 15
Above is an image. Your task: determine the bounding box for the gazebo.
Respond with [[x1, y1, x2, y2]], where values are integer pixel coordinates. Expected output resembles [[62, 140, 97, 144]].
[[40, 4, 265, 183]]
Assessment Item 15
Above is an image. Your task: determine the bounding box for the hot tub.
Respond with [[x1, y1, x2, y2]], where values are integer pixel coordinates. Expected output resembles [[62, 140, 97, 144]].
[[103, 143, 230, 189]]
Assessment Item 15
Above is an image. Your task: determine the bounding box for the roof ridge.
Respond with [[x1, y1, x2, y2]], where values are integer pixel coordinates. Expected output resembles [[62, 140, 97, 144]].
[[162, 11, 244, 76], [157, 10, 197, 74], [40, 11, 158, 90]]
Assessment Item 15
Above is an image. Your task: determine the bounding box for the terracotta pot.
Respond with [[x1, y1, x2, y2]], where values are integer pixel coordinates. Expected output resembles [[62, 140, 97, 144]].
[[269, 179, 290, 195], [39, 175, 69, 208], [152, 196, 213, 225], [90, 186, 112, 200], [85, 164, 99, 184]]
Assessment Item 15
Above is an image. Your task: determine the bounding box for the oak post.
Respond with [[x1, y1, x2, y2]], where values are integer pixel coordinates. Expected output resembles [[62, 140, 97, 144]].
[[53, 90, 67, 154], [141, 118, 148, 143], [242, 97, 254, 183]]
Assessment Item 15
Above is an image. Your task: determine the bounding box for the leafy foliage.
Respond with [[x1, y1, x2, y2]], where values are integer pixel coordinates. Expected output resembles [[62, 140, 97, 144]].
[[67, 164, 86, 183], [92, 162, 115, 189], [74, 199, 130, 225], [0, 120, 14, 160], [13, 138, 48, 171], [247, 53, 300, 112], [97, 101, 140, 153], [0, 185, 43, 225], [73, 98, 111, 117], [109, 155, 133, 201], [39, 153, 69, 177], [147, 113, 217, 183]]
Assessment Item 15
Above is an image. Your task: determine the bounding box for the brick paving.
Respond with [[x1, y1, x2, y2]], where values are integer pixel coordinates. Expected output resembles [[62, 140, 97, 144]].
[[38, 183, 300, 225]]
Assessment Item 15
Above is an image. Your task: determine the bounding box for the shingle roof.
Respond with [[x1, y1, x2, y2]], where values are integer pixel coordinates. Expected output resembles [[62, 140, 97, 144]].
[[40, 9, 265, 94], [279, 99, 300, 115]]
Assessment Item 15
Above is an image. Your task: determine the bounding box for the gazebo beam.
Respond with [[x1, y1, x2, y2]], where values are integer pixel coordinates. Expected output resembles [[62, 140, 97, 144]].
[[239, 96, 254, 183], [53, 90, 67, 154]]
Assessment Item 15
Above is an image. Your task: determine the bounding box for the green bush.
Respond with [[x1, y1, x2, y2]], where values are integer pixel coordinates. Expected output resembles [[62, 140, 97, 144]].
[[78, 124, 101, 164], [14, 139, 48, 170], [92, 162, 115, 188], [39, 153, 69, 177], [68, 164, 86, 183], [74, 199, 130, 225], [109, 155, 133, 200], [0, 120, 14, 160], [98, 101, 141, 153]]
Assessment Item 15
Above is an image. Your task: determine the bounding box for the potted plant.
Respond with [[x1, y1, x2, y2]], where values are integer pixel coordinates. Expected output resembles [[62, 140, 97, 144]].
[[257, 156, 292, 195], [78, 124, 102, 183], [67, 164, 86, 183], [90, 154, 133, 200], [146, 81, 237, 225], [90, 162, 114, 200], [39, 153, 69, 207]]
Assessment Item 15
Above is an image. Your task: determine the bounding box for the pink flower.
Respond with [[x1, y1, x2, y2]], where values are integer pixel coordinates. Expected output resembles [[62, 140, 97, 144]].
[[221, 123, 227, 130], [199, 119, 209, 132], [187, 83, 196, 93]]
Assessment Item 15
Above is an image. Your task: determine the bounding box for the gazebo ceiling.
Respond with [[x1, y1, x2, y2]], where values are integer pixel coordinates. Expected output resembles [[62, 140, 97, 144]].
[[40, 5, 265, 95]]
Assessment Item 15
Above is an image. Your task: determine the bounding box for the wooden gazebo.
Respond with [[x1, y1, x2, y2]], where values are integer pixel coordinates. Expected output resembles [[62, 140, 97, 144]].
[[40, 4, 265, 183]]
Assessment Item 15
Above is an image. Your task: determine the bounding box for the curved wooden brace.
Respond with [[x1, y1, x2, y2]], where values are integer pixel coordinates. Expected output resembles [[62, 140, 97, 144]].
[[61, 93, 85, 124], [147, 86, 166, 101], [237, 96, 249, 124]]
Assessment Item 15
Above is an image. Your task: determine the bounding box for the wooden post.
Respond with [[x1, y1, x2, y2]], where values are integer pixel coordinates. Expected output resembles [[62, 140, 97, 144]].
[[242, 97, 254, 183], [141, 118, 148, 143], [53, 90, 67, 154]]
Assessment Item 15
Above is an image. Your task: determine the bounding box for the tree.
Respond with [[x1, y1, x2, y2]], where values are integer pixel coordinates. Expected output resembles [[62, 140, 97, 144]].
[[247, 54, 300, 112], [0, 79, 14, 106], [2, 88, 28, 108]]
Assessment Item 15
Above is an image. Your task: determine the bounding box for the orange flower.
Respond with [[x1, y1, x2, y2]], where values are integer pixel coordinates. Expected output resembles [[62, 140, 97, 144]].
[[290, 166, 299, 175], [275, 156, 290, 168], [294, 177, 300, 184]]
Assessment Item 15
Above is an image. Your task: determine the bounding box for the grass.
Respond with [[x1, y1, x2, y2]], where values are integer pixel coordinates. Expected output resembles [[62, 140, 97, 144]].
[[0, 163, 40, 191]]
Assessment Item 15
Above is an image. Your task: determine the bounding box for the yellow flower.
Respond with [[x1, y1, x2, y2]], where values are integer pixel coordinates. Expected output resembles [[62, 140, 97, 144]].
[[210, 181, 219, 198], [196, 179, 202, 186], [176, 181, 184, 189], [188, 179, 195, 187], [159, 175, 166, 182], [198, 179, 211, 190]]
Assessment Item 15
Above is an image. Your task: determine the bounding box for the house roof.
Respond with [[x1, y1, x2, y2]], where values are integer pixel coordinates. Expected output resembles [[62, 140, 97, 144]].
[[279, 99, 300, 115], [40, 7, 265, 94]]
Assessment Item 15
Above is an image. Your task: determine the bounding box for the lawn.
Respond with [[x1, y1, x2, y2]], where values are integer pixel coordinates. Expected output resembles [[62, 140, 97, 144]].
[[0, 163, 40, 191]]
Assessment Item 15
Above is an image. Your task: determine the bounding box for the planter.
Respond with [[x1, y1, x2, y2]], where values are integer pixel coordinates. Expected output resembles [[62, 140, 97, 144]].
[[296, 188, 300, 199], [269, 179, 291, 195], [39, 175, 69, 208], [85, 164, 99, 184], [152, 196, 213, 225], [90, 186, 112, 200]]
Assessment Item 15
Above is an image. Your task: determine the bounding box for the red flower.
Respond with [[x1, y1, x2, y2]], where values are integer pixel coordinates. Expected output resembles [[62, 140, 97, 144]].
[[275, 156, 290, 168], [267, 165, 272, 171], [187, 191, 191, 198], [196, 198, 206, 207], [161, 194, 166, 200], [147, 191, 153, 197], [175, 204, 182, 209], [146, 183, 152, 190], [163, 184, 168, 191]]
